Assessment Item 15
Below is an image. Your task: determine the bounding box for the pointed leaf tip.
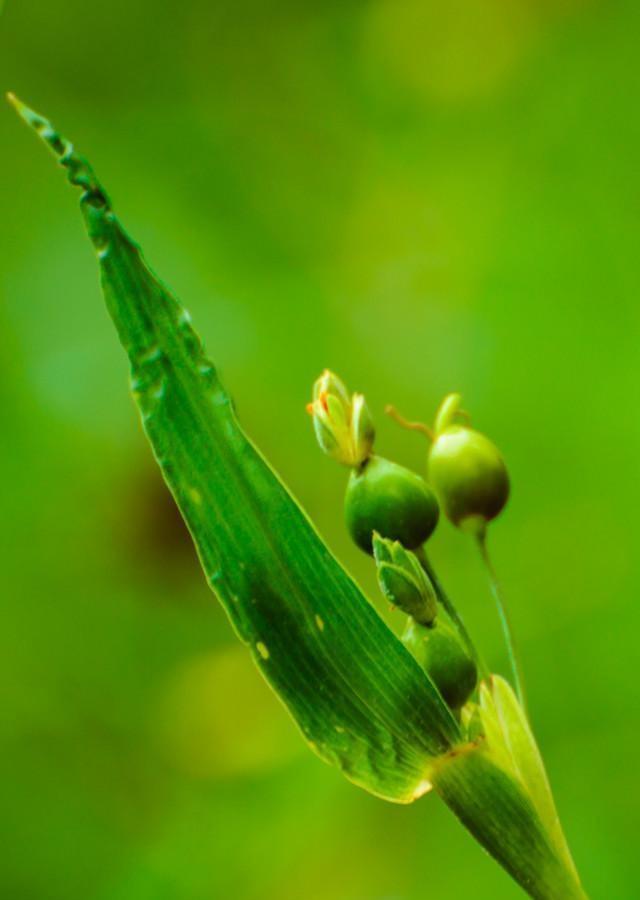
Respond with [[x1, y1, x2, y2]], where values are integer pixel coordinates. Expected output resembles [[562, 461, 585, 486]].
[[7, 92, 28, 117], [7, 94, 51, 135]]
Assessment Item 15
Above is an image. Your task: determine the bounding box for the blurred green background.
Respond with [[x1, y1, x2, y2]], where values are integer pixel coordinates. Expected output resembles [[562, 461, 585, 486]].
[[1, 1, 639, 897]]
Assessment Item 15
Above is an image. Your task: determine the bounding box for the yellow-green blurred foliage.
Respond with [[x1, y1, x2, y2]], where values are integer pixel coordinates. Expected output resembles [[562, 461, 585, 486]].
[[1, 1, 638, 897]]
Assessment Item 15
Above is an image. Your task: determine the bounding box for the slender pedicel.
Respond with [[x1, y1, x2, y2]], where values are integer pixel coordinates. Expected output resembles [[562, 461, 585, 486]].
[[476, 531, 526, 711], [415, 546, 489, 680]]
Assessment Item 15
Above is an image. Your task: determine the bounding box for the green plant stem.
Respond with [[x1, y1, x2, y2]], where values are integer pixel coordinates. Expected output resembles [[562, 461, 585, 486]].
[[415, 546, 489, 680], [476, 532, 527, 713]]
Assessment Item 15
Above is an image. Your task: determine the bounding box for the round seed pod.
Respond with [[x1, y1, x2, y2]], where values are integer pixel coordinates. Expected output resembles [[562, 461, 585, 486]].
[[428, 394, 509, 535], [345, 455, 439, 554], [403, 617, 477, 710]]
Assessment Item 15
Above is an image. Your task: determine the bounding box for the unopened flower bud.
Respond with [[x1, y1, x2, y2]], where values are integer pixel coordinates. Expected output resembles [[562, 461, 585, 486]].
[[351, 392, 375, 462], [313, 369, 350, 407], [307, 370, 375, 467], [345, 455, 439, 554], [428, 393, 509, 536], [372, 533, 437, 625], [403, 616, 477, 710]]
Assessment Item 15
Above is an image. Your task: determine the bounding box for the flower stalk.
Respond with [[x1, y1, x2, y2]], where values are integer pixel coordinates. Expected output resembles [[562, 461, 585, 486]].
[[476, 531, 527, 710]]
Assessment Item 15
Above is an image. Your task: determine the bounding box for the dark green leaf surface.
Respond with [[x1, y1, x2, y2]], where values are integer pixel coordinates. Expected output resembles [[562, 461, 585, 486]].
[[10, 97, 460, 802]]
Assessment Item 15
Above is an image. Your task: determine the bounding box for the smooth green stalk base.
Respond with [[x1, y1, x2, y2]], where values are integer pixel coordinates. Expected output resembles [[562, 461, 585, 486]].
[[433, 746, 588, 900]]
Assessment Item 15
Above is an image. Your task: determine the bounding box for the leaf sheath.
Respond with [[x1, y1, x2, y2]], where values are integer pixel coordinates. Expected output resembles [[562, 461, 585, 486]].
[[433, 746, 587, 900]]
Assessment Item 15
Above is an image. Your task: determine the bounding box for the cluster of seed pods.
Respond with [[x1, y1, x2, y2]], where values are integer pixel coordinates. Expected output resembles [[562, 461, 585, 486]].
[[307, 371, 510, 713]]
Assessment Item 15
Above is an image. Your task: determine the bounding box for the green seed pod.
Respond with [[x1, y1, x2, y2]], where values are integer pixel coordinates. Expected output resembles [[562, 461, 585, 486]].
[[345, 455, 439, 554], [403, 616, 477, 710], [428, 393, 509, 535], [372, 533, 437, 625], [307, 370, 375, 467]]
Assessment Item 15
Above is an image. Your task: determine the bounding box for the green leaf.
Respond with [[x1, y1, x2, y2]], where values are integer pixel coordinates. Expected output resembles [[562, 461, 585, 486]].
[[9, 95, 460, 802]]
